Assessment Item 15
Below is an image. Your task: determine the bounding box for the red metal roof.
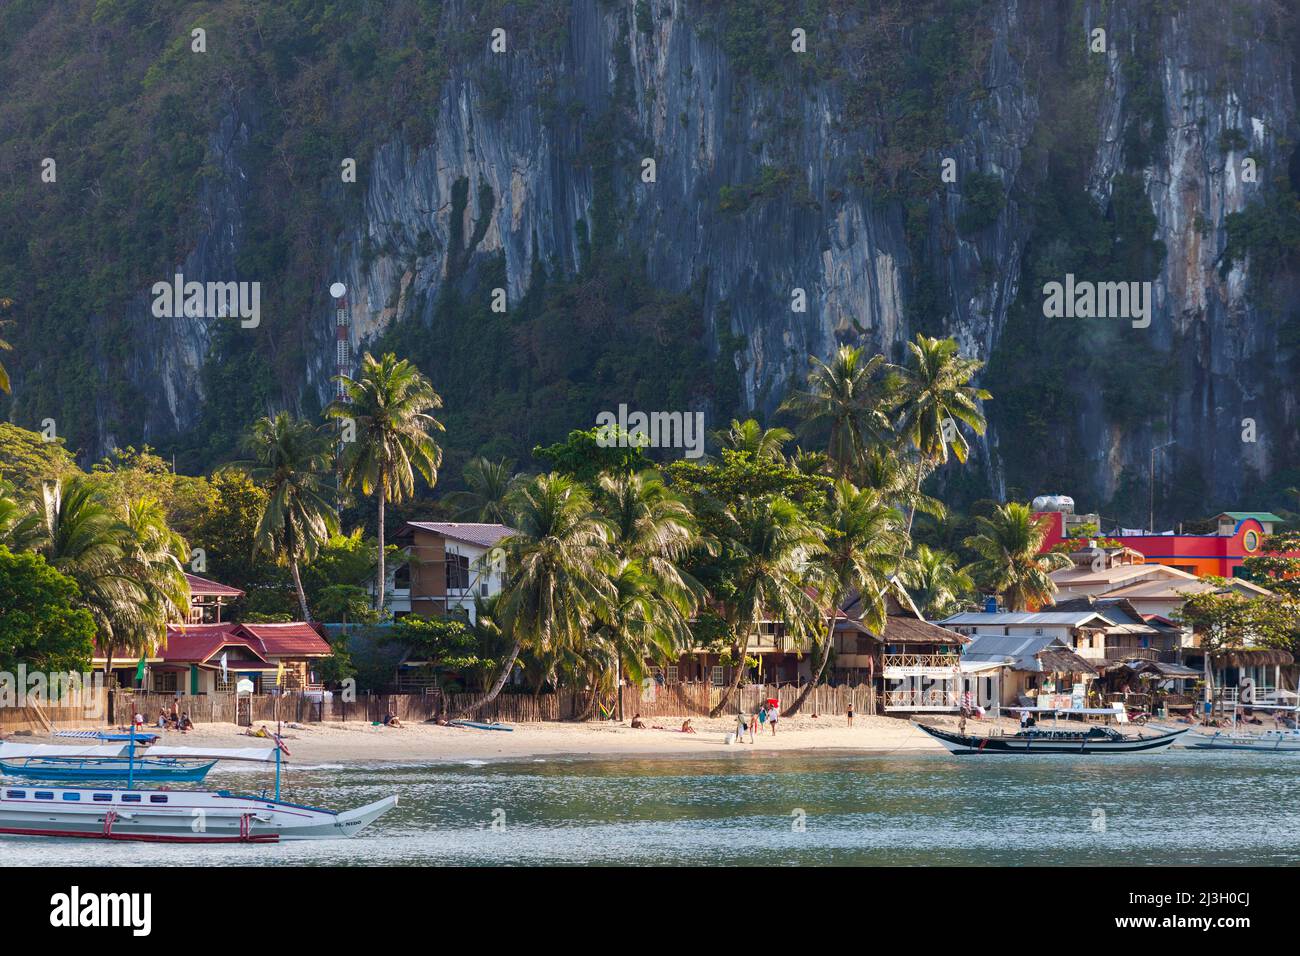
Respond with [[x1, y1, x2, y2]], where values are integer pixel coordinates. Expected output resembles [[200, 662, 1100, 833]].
[[160, 624, 268, 665], [185, 573, 245, 598], [237, 622, 332, 658]]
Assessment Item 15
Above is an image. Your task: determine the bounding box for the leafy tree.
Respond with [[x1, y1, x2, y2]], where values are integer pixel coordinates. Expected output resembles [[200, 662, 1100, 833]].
[[329, 352, 444, 611], [964, 503, 1070, 611], [387, 614, 492, 692], [190, 470, 288, 610], [88, 445, 215, 541], [533, 427, 648, 484], [1240, 532, 1300, 599], [0, 423, 79, 497], [0, 545, 96, 673], [228, 412, 338, 621]]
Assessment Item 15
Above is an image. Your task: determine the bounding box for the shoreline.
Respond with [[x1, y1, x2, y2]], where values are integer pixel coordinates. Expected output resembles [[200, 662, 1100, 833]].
[[16, 713, 964, 765]]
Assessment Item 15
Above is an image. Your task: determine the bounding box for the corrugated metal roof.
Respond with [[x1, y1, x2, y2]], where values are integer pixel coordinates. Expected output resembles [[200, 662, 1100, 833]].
[[942, 611, 1110, 626], [961, 633, 1065, 671], [405, 522, 515, 548]]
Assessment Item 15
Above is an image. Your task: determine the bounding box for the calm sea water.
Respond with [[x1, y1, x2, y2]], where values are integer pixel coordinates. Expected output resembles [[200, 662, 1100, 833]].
[[4, 751, 1297, 866]]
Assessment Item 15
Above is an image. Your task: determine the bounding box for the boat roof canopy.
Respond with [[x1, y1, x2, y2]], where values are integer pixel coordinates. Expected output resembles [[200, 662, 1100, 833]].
[[0, 743, 128, 759], [145, 745, 280, 762]]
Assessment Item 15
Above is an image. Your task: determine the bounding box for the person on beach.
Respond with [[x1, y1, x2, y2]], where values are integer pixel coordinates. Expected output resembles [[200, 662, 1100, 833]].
[[758, 705, 768, 732], [847, 702, 854, 728], [179, 713, 193, 733], [630, 713, 647, 729], [681, 719, 696, 734], [735, 713, 747, 741], [768, 705, 779, 735], [156, 710, 167, 729], [748, 712, 758, 743]]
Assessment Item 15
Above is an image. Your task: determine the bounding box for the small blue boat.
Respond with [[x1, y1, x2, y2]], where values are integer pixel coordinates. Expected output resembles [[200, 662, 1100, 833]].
[[0, 756, 217, 783]]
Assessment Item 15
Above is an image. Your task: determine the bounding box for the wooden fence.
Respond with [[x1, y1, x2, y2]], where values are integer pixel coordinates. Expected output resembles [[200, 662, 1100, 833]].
[[0, 683, 878, 731]]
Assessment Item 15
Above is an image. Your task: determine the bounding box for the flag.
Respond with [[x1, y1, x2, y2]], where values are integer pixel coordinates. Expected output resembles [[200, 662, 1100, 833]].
[[220, 652, 228, 684], [135, 654, 146, 682], [276, 660, 285, 687]]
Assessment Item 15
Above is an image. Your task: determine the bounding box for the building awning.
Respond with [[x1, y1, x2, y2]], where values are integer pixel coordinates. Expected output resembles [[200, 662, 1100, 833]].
[[1123, 660, 1201, 678]]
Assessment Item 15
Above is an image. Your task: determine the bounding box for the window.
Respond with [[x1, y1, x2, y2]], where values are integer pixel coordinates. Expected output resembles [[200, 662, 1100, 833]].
[[393, 562, 411, 590], [149, 795, 168, 804], [666, 665, 679, 683], [62, 793, 80, 801], [35, 792, 53, 800], [93, 793, 111, 802], [5, 790, 24, 799], [122, 794, 141, 803], [710, 665, 724, 687], [446, 553, 470, 591], [154, 671, 178, 693]]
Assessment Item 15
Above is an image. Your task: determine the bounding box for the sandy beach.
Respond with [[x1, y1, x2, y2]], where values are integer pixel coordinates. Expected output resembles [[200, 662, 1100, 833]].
[[10, 713, 1002, 764]]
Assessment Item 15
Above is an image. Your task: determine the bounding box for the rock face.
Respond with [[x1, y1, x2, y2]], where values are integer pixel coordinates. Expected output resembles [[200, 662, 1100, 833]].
[[118, 0, 1298, 519]]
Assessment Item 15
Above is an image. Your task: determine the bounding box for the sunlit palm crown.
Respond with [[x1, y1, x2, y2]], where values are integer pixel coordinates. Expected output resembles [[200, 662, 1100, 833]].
[[963, 502, 1070, 611]]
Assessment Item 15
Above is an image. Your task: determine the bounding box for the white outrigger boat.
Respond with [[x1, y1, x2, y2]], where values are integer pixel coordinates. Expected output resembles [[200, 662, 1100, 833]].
[[1180, 700, 1300, 752], [0, 735, 396, 843]]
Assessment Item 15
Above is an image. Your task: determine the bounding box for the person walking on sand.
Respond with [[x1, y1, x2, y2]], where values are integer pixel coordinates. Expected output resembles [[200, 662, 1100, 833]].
[[847, 701, 854, 728], [735, 712, 747, 741], [768, 704, 779, 736], [748, 712, 758, 743]]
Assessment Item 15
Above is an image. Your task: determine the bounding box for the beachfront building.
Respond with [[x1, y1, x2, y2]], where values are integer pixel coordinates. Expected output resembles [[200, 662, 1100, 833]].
[[96, 622, 333, 696], [957, 633, 1098, 712], [185, 572, 244, 623], [838, 586, 969, 712], [1034, 501, 1296, 579], [381, 521, 513, 621]]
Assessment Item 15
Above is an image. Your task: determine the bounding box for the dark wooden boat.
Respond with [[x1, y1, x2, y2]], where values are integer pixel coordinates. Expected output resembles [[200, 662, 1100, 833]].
[[916, 722, 1190, 755]]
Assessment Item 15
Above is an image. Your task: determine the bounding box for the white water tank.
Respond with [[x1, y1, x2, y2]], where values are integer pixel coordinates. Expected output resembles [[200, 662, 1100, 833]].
[[1031, 494, 1075, 514]]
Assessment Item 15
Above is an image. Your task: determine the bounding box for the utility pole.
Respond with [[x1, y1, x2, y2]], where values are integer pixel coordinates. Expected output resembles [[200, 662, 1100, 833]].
[[329, 282, 351, 518], [1149, 440, 1176, 533]]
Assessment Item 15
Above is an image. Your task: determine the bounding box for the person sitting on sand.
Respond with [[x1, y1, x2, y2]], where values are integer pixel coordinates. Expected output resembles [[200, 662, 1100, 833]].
[[246, 724, 272, 739], [681, 719, 696, 734], [381, 712, 402, 727], [179, 713, 193, 733], [156, 710, 167, 729], [630, 713, 647, 729]]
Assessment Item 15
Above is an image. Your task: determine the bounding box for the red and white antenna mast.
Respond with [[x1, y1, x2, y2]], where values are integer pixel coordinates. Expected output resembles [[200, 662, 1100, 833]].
[[329, 282, 351, 514]]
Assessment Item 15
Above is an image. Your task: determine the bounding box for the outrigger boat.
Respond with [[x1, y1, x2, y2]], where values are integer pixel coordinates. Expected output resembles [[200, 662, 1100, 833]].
[[0, 755, 217, 783], [1180, 700, 1300, 751], [917, 706, 1190, 754], [0, 734, 396, 842]]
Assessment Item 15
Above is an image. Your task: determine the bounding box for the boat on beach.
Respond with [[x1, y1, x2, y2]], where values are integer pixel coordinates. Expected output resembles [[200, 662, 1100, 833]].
[[1181, 730, 1300, 751], [916, 721, 1190, 754], [0, 736, 396, 843]]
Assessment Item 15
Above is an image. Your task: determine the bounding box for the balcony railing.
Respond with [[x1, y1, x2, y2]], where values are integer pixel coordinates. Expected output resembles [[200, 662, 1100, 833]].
[[884, 688, 960, 711], [882, 653, 960, 672]]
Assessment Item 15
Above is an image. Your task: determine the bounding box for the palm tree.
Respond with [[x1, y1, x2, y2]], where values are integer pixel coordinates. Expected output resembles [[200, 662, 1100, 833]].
[[963, 503, 1071, 611], [0, 296, 13, 394], [788, 480, 902, 715], [710, 496, 824, 717], [457, 474, 616, 717], [903, 544, 975, 619], [857, 444, 946, 524], [780, 346, 896, 478], [32, 478, 188, 679], [893, 335, 990, 534], [0, 484, 40, 551], [230, 412, 337, 621], [714, 418, 793, 462], [444, 457, 519, 523], [329, 352, 444, 612], [594, 471, 703, 717]]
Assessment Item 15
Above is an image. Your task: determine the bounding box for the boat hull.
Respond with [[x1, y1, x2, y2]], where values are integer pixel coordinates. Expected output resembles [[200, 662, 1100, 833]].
[[1181, 731, 1300, 751], [0, 786, 397, 842], [916, 723, 1190, 754], [0, 758, 216, 783]]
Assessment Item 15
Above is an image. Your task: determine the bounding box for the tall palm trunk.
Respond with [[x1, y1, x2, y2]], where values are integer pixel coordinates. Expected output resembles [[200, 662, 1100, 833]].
[[787, 612, 837, 715], [709, 624, 751, 717], [375, 475, 387, 612], [456, 636, 522, 718], [290, 558, 311, 622]]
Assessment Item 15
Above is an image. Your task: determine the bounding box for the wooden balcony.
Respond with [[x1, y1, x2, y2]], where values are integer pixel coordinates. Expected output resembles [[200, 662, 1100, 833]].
[[882, 653, 960, 676], [884, 688, 960, 712]]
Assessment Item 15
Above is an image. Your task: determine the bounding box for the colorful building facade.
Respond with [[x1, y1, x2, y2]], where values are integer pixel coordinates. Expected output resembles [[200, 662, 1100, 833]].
[[1035, 510, 1289, 579]]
